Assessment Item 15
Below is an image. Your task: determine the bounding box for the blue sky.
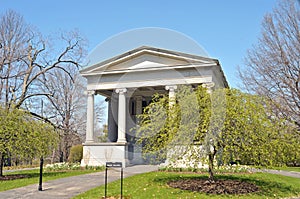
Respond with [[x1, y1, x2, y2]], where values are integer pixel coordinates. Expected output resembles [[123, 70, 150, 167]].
[[0, 0, 278, 88]]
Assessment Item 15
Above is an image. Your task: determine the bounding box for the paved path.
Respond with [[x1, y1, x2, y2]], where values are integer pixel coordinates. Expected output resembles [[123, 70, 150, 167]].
[[1, 166, 299, 199], [0, 165, 158, 199], [260, 169, 300, 179], [251, 168, 300, 179]]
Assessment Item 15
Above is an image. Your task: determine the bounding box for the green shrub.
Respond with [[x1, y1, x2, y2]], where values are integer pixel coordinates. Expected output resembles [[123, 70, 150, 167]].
[[68, 145, 83, 163]]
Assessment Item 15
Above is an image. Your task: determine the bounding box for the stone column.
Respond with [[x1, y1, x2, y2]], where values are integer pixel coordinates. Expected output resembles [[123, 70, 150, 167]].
[[86, 90, 95, 143], [135, 96, 143, 115], [165, 85, 177, 106], [116, 88, 127, 143], [106, 98, 116, 142], [133, 95, 143, 164]]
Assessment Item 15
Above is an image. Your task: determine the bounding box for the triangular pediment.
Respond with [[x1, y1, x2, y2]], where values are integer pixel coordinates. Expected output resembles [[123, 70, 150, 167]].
[[80, 46, 219, 75], [129, 60, 167, 69]]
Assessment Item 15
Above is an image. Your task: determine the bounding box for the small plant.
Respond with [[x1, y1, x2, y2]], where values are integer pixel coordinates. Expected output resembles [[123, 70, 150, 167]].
[[85, 165, 105, 171], [68, 145, 83, 163]]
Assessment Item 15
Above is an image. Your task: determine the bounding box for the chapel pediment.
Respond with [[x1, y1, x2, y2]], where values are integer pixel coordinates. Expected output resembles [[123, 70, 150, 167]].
[[80, 46, 218, 75]]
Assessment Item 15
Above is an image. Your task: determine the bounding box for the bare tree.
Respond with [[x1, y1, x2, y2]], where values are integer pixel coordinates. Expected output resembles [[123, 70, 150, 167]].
[[0, 10, 86, 117], [41, 66, 86, 161], [40, 65, 105, 161], [238, 0, 300, 128], [0, 10, 29, 108], [0, 10, 91, 164]]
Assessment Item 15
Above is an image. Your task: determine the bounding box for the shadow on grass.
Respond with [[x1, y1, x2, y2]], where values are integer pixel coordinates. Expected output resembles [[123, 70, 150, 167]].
[[152, 172, 299, 197], [2, 171, 69, 180]]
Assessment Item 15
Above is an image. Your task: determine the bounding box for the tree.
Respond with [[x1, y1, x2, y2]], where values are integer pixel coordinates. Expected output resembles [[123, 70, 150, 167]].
[[40, 65, 105, 161], [0, 10, 88, 163], [41, 66, 87, 161], [238, 0, 300, 129], [222, 89, 299, 167], [0, 10, 86, 115], [0, 107, 58, 176], [136, 85, 299, 180]]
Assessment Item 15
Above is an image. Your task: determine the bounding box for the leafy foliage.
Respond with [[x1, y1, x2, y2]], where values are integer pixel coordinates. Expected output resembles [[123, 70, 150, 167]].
[[136, 85, 300, 179], [0, 107, 58, 175], [68, 144, 83, 163]]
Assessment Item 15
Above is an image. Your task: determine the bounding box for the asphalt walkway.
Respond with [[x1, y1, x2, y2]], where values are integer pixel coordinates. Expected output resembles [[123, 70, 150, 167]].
[[260, 169, 300, 179], [0, 165, 158, 199]]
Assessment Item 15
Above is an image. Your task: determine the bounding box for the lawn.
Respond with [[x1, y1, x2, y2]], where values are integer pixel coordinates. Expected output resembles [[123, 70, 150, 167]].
[[74, 171, 300, 199], [0, 168, 103, 192]]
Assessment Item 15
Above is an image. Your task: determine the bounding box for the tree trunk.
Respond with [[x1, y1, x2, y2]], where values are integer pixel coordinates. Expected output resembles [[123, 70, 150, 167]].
[[0, 153, 4, 177], [51, 149, 56, 164], [208, 153, 214, 181]]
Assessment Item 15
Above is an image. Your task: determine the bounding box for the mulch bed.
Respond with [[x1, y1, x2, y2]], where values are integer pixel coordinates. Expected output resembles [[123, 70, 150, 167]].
[[168, 179, 259, 194], [0, 174, 29, 181]]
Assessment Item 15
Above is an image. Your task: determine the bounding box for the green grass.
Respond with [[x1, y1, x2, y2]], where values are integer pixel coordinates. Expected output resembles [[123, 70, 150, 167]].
[[73, 171, 300, 199], [0, 169, 101, 192]]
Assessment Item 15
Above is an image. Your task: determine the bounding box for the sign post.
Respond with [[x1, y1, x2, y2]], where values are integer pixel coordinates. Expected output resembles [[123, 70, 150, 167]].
[[105, 162, 123, 199], [38, 157, 43, 191]]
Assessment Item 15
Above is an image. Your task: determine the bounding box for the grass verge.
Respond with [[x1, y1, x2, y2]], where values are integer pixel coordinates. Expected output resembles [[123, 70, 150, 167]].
[[73, 171, 300, 199], [0, 168, 104, 192]]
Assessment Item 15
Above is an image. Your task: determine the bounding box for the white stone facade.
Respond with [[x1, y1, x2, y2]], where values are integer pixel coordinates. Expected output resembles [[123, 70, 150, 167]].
[[80, 46, 228, 167]]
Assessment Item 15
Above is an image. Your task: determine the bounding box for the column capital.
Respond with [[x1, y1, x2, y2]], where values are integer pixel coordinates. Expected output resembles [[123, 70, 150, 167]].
[[165, 85, 177, 91], [86, 90, 95, 96], [166, 85, 177, 106], [115, 88, 127, 94]]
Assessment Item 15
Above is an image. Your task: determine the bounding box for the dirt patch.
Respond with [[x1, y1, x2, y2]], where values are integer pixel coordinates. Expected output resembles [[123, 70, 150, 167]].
[[0, 174, 29, 181], [168, 179, 259, 194]]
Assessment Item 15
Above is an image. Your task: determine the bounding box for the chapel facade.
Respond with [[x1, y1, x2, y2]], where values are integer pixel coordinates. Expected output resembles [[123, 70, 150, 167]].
[[80, 46, 228, 167]]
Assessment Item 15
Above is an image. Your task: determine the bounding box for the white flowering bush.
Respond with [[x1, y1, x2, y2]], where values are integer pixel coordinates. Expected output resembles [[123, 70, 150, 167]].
[[45, 162, 76, 171], [159, 164, 252, 173], [45, 162, 105, 171], [215, 165, 251, 173]]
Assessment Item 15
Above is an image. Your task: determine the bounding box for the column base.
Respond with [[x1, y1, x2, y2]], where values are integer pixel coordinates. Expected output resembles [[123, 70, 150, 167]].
[[117, 139, 127, 144]]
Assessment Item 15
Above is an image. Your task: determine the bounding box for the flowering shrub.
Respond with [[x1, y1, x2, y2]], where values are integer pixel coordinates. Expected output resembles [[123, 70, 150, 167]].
[[215, 165, 251, 173], [159, 164, 251, 173], [45, 162, 104, 171]]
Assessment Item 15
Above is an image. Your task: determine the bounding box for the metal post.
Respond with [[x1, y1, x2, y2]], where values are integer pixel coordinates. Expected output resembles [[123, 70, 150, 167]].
[[105, 167, 108, 198], [38, 157, 43, 191], [38, 101, 44, 192], [121, 167, 123, 199]]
